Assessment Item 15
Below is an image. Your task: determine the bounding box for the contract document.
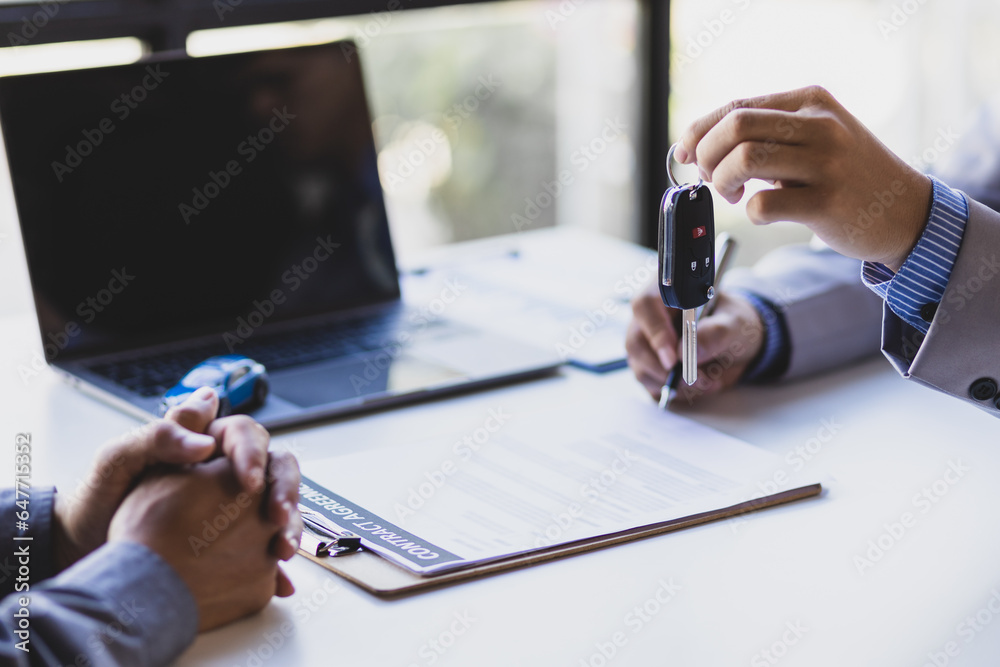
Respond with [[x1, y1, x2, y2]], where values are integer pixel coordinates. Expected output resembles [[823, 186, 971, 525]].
[[298, 398, 822, 576]]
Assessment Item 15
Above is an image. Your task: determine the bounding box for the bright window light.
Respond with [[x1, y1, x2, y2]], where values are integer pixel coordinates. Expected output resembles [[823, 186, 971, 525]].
[[0, 38, 144, 76]]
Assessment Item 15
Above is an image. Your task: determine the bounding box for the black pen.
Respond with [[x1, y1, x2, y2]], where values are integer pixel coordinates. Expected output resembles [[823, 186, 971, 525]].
[[658, 233, 736, 409]]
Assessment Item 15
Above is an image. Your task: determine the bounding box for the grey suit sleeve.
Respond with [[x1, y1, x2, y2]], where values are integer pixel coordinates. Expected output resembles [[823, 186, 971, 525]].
[[723, 244, 884, 380], [881, 195, 1000, 415], [0, 487, 199, 666]]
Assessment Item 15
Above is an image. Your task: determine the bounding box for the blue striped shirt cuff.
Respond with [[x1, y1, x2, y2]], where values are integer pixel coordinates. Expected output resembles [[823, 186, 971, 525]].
[[861, 176, 969, 333]]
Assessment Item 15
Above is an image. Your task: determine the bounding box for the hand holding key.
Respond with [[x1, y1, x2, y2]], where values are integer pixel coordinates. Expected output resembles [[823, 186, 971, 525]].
[[673, 85, 932, 272], [657, 144, 718, 390]]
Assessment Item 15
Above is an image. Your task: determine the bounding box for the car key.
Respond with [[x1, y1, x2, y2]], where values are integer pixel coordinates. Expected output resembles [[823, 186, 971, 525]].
[[657, 144, 716, 387]]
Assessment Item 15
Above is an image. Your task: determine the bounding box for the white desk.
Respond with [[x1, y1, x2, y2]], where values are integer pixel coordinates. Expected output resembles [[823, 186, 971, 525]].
[[2, 230, 999, 667]]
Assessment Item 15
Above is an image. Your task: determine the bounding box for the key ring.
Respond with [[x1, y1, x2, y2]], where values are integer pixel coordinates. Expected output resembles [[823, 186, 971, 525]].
[[666, 143, 703, 193]]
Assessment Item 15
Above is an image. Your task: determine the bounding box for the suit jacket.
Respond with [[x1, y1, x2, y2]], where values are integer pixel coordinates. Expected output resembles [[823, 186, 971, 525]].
[[724, 190, 1000, 415], [723, 244, 884, 380], [882, 195, 1000, 415]]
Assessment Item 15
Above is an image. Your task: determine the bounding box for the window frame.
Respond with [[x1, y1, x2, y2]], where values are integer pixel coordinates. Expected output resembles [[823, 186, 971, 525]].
[[0, 0, 668, 247]]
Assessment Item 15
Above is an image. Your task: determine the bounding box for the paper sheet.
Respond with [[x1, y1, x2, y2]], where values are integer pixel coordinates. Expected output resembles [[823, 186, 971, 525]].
[[298, 398, 819, 575]]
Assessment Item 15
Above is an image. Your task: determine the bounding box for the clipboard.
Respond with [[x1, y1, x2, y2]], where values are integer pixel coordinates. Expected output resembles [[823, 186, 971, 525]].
[[299, 483, 822, 598]]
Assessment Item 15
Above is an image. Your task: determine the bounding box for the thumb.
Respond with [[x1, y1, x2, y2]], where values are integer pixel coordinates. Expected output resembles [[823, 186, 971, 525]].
[[101, 418, 217, 493], [60, 414, 217, 562], [696, 314, 745, 366], [165, 386, 219, 434], [696, 294, 764, 366]]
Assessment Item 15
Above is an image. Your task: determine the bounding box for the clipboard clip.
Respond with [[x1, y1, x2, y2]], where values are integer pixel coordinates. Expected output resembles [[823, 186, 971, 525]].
[[299, 506, 362, 558]]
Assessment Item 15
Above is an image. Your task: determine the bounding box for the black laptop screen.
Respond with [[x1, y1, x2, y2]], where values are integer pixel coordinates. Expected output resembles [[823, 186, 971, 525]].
[[0, 42, 400, 362]]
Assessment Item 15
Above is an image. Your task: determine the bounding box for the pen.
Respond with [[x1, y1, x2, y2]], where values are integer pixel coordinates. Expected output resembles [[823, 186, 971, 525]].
[[658, 233, 736, 410], [299, 505, 362, 555]]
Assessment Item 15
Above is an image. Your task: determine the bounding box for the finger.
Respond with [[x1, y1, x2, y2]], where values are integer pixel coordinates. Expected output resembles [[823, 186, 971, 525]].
[[164, 386, 219, 435], [694, 109, 806, 180], [631, 294, 679, 370], [207, 416, 269, 494], [677, 87, 823, 164], [626, 321, 670, 384], [627, 350, 669, 394], [673, 361, 745, 406], [710, 143, 819, 204], [265, 451, 301, 526], [99, 420, 217, 488], [275, 566, 295, 598], [272, 506, 303, 562], [744, 185, 829, 227]]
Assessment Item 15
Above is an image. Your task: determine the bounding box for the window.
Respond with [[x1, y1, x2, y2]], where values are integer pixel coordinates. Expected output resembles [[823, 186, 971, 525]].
[[187, 1, 642, 261], [670, 0, 1000, 266], [0, 1, 644, 320]]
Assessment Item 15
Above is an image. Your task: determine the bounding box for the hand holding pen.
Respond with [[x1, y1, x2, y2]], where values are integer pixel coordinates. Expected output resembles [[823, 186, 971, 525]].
[[625, 233, 769, 408]]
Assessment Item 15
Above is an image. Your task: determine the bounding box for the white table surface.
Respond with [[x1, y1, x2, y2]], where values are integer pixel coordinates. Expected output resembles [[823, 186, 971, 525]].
[[2, 231, 1000, 667]]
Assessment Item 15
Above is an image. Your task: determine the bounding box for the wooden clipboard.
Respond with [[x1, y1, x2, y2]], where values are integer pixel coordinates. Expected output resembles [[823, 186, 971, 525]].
[[299, 483, 823, 598]]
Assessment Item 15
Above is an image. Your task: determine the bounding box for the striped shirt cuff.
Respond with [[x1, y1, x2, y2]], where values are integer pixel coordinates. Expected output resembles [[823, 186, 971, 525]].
[[861, 176, 969, 333]]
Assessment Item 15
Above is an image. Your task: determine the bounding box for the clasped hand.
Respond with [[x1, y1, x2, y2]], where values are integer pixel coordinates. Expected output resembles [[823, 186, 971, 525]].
[[54, 387, 303, 631]]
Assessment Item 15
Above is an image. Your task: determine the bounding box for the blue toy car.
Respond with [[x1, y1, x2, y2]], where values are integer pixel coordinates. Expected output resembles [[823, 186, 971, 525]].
[[159, 355, 269, 417]]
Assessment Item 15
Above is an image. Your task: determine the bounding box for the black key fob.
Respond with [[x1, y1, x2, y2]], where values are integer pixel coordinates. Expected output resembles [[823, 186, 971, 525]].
[[657, 183, 716, 311]]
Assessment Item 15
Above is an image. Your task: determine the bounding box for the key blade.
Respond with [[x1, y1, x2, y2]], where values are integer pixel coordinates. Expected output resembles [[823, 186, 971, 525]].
[[682, 309, 698, 386]]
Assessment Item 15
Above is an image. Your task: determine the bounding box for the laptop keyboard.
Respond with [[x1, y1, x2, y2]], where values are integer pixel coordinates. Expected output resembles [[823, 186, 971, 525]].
[[88, 310, 429, 398]]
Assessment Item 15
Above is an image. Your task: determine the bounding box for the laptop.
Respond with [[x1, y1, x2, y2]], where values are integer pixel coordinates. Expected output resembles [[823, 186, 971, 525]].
[[0, 42, 561, 429]]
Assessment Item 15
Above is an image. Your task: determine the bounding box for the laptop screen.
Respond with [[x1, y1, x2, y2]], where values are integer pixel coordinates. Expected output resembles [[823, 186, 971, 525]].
[[0, 42, 399, 362]]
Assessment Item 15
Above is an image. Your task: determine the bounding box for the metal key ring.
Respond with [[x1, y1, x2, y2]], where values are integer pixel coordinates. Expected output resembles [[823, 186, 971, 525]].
[[666, 142, 703, 190]]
